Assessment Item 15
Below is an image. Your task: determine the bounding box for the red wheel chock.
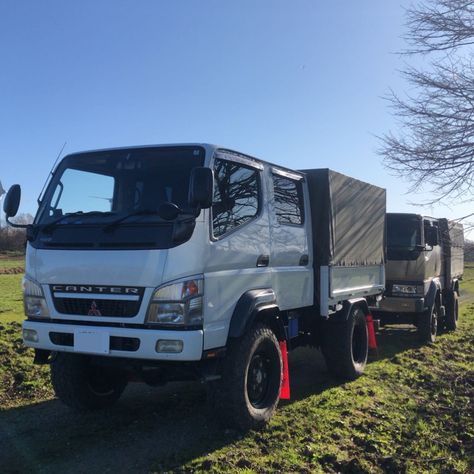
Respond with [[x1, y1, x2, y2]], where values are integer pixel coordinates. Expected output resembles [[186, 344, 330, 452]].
[[279, 340, 291, 400], [366, 314, 377, 350]]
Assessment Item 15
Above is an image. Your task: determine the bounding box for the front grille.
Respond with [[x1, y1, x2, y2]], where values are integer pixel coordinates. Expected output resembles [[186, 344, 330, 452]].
[[53, 298, 141, 317]]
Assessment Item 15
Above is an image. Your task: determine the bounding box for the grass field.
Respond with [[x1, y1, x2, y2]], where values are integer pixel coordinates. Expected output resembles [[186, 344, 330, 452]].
[[0, 257, 473, 473], [0, 253, 24, 274]]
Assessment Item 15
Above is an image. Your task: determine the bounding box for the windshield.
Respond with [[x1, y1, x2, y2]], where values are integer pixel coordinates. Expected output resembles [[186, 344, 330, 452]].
[[387, 214, 422, 250], [37, 146, 205, 226]]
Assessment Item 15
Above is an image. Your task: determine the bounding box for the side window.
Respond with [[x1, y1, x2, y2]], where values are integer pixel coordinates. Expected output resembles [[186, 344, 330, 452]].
[[212, 158, 260, 238], [272, 174, 304, 225]]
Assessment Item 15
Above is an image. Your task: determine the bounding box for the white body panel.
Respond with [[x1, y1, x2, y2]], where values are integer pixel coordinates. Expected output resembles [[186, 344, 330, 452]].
[[319, 265, 385, 316], [268, 168, 313, 310], [23, 320, 203, 361]]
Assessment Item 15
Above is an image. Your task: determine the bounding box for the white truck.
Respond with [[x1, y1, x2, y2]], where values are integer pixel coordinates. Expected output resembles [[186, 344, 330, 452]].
[[4, 144, 386, 430]]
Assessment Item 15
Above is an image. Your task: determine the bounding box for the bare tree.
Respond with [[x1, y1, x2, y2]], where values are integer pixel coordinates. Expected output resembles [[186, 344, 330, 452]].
[[380, 0, 474, 213], [0, 213, 34, 252]]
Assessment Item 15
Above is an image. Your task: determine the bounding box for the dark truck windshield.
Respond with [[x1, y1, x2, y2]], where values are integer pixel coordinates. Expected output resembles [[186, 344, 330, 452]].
[[32, 146, 205, 250], [386, 214, 423, 260]]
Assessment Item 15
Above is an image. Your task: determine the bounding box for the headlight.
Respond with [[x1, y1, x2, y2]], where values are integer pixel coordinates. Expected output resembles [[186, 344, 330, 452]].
[[23, 276, 50, 318], [146, 278, 203, 326], [391, 284, 424, 296]]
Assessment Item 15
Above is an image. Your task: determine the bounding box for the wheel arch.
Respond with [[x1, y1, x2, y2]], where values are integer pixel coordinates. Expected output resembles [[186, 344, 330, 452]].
[[328, 298, 369, 323], [425, 279, 442, 310], [227, 289, 286, 342]]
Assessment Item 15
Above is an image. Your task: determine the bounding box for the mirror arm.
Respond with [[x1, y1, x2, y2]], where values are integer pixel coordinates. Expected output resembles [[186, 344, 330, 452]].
[[5, 217, 29, 229]]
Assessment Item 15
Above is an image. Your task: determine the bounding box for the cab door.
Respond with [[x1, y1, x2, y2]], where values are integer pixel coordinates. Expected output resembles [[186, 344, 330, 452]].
[[203, 152, 271, 350], [269, 169, 312, 310]]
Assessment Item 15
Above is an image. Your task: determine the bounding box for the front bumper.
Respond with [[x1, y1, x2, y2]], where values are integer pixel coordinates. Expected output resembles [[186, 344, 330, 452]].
[[22, 320, 204, 361], [376, 296, 425, 314]]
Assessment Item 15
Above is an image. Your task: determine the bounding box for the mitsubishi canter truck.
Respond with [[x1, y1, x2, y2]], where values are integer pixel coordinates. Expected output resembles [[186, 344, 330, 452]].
[[372, 213, 464, 343], [4, 144, 386, 430]]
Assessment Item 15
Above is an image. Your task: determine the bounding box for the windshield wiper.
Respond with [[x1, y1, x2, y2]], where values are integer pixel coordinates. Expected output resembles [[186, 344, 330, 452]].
[[42, 211, 116, 234], [103, 210, 160, 233]]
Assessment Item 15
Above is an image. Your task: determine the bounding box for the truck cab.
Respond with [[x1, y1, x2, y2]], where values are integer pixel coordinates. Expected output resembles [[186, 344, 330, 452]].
[[373, 213, 464, 343], [4, 144, 386, 430]]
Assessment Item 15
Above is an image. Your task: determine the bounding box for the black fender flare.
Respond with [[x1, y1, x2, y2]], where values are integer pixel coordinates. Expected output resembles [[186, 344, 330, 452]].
[[327, 298, 369, 323], [227, 289, 286, 341], [425, 279, 441, 310]]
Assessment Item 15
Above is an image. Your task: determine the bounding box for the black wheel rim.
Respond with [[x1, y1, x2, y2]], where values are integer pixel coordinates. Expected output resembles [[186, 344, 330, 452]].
[[352, 318, 367, 364], [246, 342, 280, 409]]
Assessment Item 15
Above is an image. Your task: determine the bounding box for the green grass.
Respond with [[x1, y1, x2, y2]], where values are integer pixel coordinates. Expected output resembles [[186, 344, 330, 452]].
[[0, 253, 25, 272], [0, 264, 473, 472], [0, 274, 24, 323], [462, 263, 474, 293], [166, 266, 474, 473], [174, 307, 474, 473]]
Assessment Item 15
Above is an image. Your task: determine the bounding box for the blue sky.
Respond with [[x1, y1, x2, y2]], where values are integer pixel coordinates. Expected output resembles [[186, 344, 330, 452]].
[[0, 1, 472, 237]]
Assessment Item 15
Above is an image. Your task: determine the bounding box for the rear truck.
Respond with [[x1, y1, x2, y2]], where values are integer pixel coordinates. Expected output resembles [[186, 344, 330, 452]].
[[4, 144, 386, 430], [371, 213, 464, 343]]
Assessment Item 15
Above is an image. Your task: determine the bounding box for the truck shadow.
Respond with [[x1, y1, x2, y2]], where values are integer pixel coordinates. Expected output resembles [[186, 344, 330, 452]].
[[0, 326, 425, 474], [373, 324, 425, 361]]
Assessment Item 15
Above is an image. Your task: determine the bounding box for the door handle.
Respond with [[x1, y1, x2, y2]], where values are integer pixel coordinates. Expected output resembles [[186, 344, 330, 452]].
[[256, 255, 270, 267], [299, 254, 309, 266]]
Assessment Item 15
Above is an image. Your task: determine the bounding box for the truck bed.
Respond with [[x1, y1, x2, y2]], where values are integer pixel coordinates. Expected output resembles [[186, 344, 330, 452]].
[[301, 169, 386, 315], [439, 219, 464, 281]]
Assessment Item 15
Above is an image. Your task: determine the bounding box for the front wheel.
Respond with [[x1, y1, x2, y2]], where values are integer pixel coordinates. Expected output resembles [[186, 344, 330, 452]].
[[51, 353, 128, 411], [209, 323, 282, 431], [322, 306, 368, 380], [418, 304, 438, 343], [445, 292, 459, 331]]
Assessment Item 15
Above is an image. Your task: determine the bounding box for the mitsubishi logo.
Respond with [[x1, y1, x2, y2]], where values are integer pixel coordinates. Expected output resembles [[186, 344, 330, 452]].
[[88, 301, 102, 316]]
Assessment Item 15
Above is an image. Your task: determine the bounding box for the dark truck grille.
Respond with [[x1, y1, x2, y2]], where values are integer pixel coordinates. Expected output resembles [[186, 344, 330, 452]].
[[51, 285, 145, 318], [53, 298, 141, 317]]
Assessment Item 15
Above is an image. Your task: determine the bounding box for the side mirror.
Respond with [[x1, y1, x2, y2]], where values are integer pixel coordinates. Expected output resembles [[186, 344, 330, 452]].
[[3, 184, 21, 218], [189, 167, 214, 209], [425, 226, 439, 247]]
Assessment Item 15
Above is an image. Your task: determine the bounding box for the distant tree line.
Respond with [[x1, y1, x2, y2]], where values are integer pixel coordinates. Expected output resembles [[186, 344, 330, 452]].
[[0, 214, 33, 252]]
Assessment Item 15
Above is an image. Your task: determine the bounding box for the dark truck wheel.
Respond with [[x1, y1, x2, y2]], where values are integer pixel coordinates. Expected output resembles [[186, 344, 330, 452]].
[[322, 306, 368, 380], [210, 323, 282, 431], [445, 292, 459, 331], [418, 304, 438, 343], [51, 353, 127, 411]]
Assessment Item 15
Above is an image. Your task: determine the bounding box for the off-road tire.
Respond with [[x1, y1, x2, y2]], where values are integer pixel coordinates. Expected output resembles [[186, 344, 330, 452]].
[[209, 323, 282, 431], [322, 306, 368, 380], [445, 292, 459, 331], [418, 304, 438, 343], [51, 353, 127, 411]]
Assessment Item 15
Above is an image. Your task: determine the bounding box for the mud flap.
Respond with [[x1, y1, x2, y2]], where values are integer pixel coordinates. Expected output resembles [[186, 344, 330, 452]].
[[366, 314, 377, 351], [279, 340, 290, 400]]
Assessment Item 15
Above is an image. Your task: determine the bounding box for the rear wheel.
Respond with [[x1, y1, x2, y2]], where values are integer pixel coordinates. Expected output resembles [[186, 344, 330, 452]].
[[445, 292, 459, 331], [51, 353, 127, 411], [209, 323, 282, 431], [322, 306, 368, 380], [418, 304, 438, 343]]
